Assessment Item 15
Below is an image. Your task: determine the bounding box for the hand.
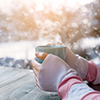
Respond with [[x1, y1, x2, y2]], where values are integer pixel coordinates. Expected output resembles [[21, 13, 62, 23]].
[[31, 52, 48, 87], [34, 54, 77, 91]]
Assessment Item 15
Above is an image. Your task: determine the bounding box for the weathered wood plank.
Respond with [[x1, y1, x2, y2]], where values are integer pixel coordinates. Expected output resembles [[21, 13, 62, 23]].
[[0, 67, 31, 87], [0, 66, 60, 100]]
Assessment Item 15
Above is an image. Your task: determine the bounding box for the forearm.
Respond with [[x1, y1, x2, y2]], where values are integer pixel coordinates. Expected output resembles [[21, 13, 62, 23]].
[[92, 63, 100, 84], [58, 76, 100, 100], [84, 61, 100, 84]]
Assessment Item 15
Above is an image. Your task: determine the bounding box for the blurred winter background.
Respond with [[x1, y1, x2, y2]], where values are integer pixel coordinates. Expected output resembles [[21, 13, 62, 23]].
[[0, 0, 100, 69]]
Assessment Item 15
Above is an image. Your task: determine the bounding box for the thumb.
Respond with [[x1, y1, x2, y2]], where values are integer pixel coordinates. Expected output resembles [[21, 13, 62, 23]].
[[35, 52, 48, 60]]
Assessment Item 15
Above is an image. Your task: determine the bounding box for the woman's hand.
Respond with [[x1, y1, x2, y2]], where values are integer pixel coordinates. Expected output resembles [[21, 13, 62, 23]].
[[31, 52, 48, 87]]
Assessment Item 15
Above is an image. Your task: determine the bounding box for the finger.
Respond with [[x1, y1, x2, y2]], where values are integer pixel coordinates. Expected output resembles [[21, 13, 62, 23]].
[[36, 82, 40, 88], [35, 52, 48, 60], [31, 58, 41, 71], [33, 68, 38, 77], [35, 75, 38, 82], [34, 70, 40, 88]]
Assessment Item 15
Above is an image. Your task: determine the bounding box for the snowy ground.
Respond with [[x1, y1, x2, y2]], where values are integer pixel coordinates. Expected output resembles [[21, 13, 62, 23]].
[[0, 37, 100, 69], [0, 40, 49, 69], [0, 40, 49, 60], [73, 37, 100, 63]]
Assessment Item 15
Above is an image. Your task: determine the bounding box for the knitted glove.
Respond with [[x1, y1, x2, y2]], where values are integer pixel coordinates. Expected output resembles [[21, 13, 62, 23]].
[[38, 54, 77, 92], [65, 46, 100, 85], [65, 46, 88, 80]]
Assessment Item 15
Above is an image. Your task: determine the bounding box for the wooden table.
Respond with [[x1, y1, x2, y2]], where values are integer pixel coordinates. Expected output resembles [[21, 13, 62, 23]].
[[0, 66, 100, 100], [0, 66, 60, 100]]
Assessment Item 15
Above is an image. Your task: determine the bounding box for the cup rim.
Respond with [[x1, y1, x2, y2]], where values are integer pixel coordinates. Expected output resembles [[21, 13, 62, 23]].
[[35, 45, 66, 49]]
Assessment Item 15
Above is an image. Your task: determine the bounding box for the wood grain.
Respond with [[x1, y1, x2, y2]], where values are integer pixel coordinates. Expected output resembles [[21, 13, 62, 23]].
[[0, 66, 60, 100], [1, 66, 100, 100]]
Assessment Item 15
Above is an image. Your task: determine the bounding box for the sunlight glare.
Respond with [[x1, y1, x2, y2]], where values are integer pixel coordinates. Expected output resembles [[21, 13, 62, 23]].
[[66, 0, 94, 8], [0, 0, 94, 13], [34, 0, 94, 11]]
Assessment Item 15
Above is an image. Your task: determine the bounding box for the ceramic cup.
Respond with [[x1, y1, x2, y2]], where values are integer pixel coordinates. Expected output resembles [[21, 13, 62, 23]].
[[35, 45, 66, 63]]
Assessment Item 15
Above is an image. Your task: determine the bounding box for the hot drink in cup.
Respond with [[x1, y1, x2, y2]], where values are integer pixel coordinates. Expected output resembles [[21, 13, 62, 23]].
[[35, 45, 66, 63]]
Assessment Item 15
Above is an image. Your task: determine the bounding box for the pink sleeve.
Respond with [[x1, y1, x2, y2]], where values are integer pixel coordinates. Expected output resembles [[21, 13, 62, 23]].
[[84, 61, 100, 84], [57, 76, 83, 99], [84, 61, 97, 83], [82, 92, 100, 100], [57, 76, 100, 100]]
